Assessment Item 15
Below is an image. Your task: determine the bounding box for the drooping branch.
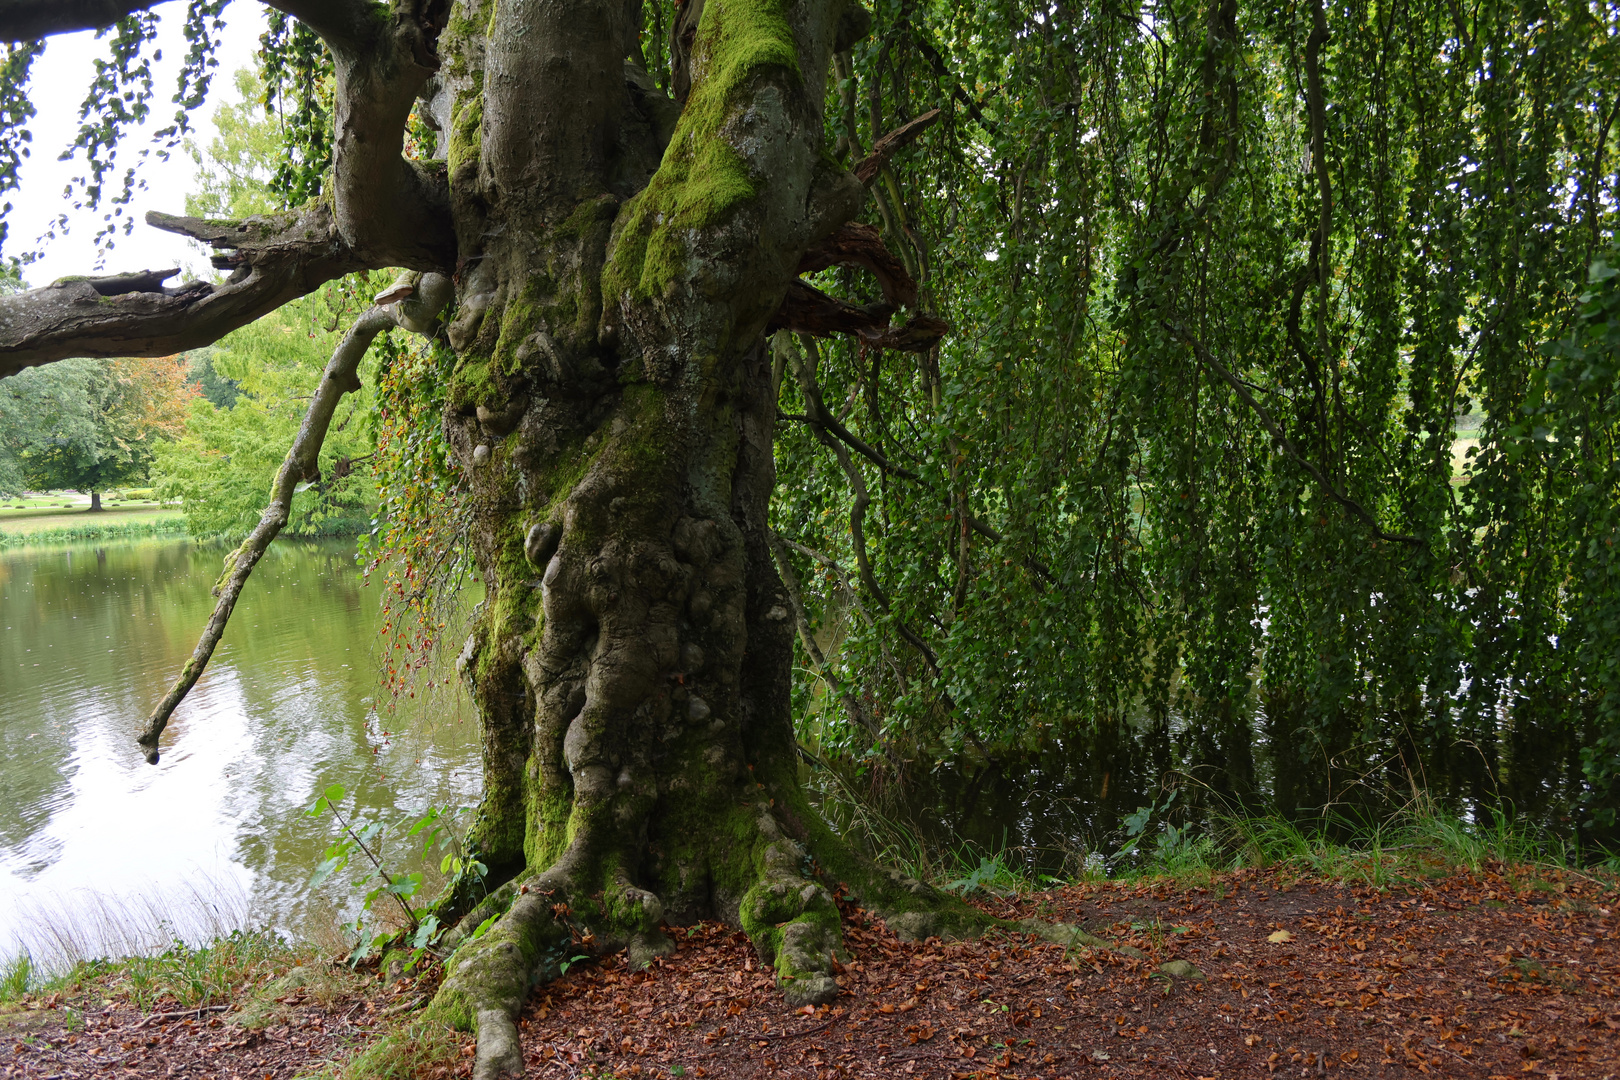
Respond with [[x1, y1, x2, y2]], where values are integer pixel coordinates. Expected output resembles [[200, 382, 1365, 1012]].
[[767, 530, 881, 743], [136, 273, 453, 764], [0, 204, 366, 377], [1177, 327, 1422, 547]]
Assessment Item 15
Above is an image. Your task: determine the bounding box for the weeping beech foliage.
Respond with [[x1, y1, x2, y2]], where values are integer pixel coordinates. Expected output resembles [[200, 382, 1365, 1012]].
[[768, 0, 1620, 835], [0, 0, 1613, 881]]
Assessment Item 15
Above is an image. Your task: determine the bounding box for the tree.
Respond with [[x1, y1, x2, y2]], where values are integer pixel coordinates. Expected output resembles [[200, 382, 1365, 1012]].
[[2, 354, 193, 507], [0, 359, 100, 497], [0, 3, 971, 1073], [155, 291, 381, 538], [1, 1, 1616, 1076]]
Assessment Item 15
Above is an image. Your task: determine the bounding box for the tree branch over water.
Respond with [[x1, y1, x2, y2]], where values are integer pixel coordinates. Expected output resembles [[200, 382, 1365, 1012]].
[[137, 273, 453, 764]]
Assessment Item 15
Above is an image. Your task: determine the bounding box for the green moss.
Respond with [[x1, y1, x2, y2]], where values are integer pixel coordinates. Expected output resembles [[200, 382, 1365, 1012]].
[[447, 92, 484, 180], [603, 0, 802, 303], [448, 356, 496, 411], [422, 985, 477, 1033], [526, 781, 575, 869]]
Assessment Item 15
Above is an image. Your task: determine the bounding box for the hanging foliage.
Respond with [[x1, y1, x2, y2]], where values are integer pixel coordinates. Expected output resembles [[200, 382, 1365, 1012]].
[[770, 0, 1620, 841]]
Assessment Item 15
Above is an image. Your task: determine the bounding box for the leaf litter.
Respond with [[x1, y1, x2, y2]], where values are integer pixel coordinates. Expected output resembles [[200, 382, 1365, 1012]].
[[3, 863, 1617, 1079]]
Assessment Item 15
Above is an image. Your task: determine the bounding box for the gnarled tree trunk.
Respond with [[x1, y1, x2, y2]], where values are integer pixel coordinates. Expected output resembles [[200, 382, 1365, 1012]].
[[0, 2, 992, 1076], [421, 2, 927, 1062]]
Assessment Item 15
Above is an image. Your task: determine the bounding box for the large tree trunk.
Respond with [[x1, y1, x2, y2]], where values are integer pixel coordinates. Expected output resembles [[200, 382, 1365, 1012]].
[[0, 2, 987, 1076], [414, 1, 960, 1072]]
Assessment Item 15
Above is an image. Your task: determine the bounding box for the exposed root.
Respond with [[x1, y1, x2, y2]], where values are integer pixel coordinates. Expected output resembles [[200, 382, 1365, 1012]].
[[422, 786, 1124, 1079]]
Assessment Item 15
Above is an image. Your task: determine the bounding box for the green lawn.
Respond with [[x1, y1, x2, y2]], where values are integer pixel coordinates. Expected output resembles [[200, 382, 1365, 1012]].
[[0, 508, 184, 536]]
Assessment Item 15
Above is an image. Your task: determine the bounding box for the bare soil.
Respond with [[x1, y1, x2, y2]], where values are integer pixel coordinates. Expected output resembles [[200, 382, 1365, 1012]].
[[5, 865, 1616, 1080]]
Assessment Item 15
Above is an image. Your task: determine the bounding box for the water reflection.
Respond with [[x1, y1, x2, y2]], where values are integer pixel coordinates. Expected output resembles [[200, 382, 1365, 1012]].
[[0, 538, 481, 963]]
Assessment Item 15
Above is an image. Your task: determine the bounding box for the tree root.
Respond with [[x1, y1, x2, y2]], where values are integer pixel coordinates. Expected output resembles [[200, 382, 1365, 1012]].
[[421, 794, 1125, 1080]]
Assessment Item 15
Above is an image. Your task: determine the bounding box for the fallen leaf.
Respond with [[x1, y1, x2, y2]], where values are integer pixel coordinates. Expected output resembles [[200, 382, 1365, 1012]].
[[1267, 930, 1294, 944]]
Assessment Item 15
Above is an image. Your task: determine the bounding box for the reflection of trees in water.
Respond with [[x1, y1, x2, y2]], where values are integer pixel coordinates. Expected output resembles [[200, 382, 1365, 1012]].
[[0, 537, 480, 947]]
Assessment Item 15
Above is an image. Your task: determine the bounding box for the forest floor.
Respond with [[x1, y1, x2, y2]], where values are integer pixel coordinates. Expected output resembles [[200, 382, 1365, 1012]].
[[2, 862, 1617, 1080]]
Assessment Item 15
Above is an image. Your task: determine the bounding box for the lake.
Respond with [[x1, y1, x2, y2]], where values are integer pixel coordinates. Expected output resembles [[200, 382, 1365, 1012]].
[[0, 537, 482, 965]]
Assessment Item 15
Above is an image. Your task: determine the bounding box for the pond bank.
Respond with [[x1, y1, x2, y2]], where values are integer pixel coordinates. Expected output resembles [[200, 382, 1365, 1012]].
[[3, 860, 1615, 1080]]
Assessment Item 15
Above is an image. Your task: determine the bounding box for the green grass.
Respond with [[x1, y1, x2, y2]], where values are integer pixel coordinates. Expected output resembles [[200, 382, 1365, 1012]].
[[810, 768, 1612, 897], [0, 930, 305, 1012], [312, 1015, 466, 1080], [0, 510, 186, 546]]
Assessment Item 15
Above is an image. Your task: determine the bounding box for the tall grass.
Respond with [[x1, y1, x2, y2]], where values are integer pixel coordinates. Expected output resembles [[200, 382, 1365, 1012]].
[[809, 767, 1612, 896], [0, 877, 309, 1009], [4, 877, 254, 976]]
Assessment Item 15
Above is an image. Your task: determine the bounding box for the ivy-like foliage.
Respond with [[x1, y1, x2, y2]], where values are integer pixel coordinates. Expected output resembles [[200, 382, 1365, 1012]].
[[258, 11, 334, 208], [0, 40, 43, 259], [773, 0, 1620, 843]]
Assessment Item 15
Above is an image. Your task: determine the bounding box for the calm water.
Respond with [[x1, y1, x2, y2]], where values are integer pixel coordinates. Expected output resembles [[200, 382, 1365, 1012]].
[[0, 537, 481, 962]]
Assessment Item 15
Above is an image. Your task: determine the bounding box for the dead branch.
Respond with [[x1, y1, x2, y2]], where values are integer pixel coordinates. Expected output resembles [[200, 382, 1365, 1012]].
[[0, 204, 364, 377], [136, 274, 452, 764], [853, 108, 942, 185]]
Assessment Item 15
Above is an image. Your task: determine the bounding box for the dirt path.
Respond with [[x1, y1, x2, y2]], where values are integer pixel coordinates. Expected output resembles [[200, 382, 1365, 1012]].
[[5, 865, 1616, 1079]]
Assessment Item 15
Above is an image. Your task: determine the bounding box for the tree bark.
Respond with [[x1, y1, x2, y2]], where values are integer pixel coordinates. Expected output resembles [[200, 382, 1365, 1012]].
[[89, 491, 101, 512], [415, 3, 990, 1070], [0, 4, 1009, 1075]]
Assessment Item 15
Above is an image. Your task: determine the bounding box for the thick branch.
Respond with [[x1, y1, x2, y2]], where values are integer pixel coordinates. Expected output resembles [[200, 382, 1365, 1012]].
[[0, 205, 365, 377], [798, 222, 916, 309], [136, 275, 452, 764], [0, 0, 157, 40], [768, 280, 947, 352], [263, 0, 396, 55], [269, 0, 456, 269]]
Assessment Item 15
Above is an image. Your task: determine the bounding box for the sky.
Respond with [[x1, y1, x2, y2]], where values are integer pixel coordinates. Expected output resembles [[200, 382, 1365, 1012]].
[[6, 1, 268, 289]]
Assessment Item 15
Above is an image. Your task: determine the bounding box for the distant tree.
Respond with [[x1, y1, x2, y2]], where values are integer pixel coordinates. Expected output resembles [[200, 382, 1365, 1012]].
[[0, 359, 98, 498], [19, 356, 194, 509], [183, 69, 279, 223], [156, 290, 380, 537], [184, 348, 241, 409]]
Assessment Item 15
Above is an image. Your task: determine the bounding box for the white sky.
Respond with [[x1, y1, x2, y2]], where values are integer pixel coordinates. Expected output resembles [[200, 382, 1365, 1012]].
[[7, 1, 268, 289]]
